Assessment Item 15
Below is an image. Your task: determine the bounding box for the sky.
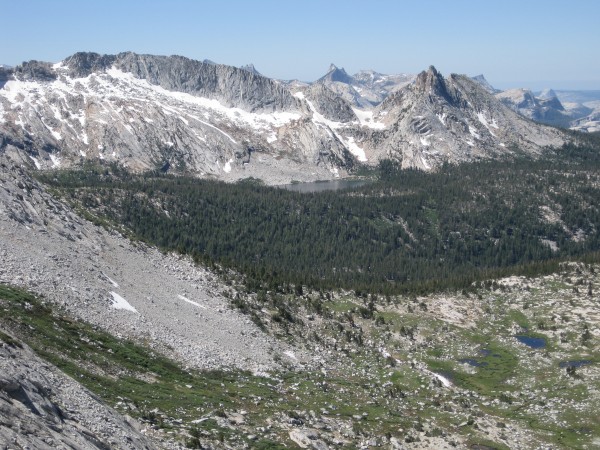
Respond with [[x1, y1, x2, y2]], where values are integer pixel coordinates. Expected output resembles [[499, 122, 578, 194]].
[[2, 0, 599, 90]]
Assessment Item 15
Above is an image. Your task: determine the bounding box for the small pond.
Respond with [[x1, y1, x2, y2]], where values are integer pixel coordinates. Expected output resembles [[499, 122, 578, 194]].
[[279, 179, 369, 193], [515, 335, 546, 349]]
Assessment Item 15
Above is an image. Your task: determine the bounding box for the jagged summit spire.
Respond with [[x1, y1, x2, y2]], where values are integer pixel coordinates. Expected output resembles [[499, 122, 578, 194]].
[[317, 63, 353, 84], [415, 65, 447, 97], [318, 63, 353, 84]]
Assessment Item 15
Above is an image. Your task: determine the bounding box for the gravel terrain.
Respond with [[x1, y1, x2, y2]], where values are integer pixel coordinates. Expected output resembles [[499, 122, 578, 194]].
[[0, 153, 306, 373]]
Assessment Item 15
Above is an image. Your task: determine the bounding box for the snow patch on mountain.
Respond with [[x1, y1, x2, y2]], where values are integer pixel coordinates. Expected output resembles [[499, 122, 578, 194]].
[[110, 291, 138, 313], [49, 154, 61, 167], [352, 108, 386, 129], [178, 294, 207, 309], [28, 156, 41, 170], [104, 274, 119, 287], [476, 111, 499, 137], [105, 68, 302, 130], [343, 136, 367, 162], [468, 125, 480, 139], [302, 97, 368, 162]]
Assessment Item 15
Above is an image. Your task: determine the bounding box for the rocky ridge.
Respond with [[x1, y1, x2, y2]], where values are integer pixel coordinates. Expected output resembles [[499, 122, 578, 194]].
[[0, 52, 572, 182], [0, 52, 353, 183]]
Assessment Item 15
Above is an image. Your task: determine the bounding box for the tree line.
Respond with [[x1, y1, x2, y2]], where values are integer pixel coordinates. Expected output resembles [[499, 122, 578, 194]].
[[39, 139, 600, 295]]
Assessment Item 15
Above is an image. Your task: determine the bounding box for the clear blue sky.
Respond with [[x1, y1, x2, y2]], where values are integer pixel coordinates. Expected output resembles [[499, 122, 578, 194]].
[[2, 0, 599, 90]]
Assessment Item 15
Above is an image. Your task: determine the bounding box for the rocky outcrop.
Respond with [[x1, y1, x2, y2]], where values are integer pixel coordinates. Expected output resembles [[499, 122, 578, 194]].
[[239, 63, 262, 76], [305, 83, 358, 122], [0, 332, 156, 449], [414, 65, 452, 100], [0, 66, 11, 88], [111, 52, 298, 113], [12, 60, 57, 82], [373, 67, 566, 169], [63, 52, 117, 78]]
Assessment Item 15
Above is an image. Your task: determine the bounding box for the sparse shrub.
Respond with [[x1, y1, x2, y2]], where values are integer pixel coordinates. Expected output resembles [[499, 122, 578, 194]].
[[186, 427, 202, 448], [426, 427, 444, 437], [358, 306, 373, 319], [581, 324, 592, 344], [214, 409, 227, 418], [566, 366, 578, 378]]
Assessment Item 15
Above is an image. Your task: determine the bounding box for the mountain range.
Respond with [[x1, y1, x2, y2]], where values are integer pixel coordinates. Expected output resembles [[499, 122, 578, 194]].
[[0, 51, 586, 183]]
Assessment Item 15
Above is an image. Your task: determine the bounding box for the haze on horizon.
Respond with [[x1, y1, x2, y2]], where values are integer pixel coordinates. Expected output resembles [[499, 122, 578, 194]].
[[2, 0, 599, 91]]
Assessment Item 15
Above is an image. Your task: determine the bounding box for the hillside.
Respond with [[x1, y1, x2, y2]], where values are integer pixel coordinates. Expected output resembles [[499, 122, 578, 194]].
[[2, 253, 599, 449]]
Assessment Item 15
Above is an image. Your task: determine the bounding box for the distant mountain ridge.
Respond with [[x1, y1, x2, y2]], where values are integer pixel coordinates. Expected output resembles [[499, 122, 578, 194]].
[[0, 51, 576, 182], [315, 63, 415, 108], [496, 87, 599, 130], [471, 74, 498, 94], [318, 63, 355, 85], [470, 76, 600, 131]]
